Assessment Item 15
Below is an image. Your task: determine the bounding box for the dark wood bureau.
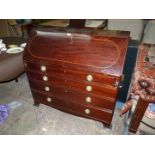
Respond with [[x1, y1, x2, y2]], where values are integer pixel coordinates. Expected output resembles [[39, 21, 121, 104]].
[[23, 27, 129, 127]]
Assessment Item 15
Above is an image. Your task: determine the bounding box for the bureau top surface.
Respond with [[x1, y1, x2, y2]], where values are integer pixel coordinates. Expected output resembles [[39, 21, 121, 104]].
[[24, 27, 129, 77]]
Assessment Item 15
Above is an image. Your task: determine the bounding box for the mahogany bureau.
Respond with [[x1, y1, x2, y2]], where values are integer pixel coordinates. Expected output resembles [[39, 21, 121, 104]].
[[23, 27, 129, 127]]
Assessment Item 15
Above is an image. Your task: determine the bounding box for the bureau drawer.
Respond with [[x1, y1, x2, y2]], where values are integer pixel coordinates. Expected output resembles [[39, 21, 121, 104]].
[[27, 71, 118, 99], [32, 90, 112, 124], [28, 79, 115, 110], [24, 61, 119, 86]]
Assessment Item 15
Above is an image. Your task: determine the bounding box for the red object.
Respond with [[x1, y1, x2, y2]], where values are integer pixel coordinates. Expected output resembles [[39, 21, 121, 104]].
[[24, 27, 129, 128], [122, 44, 155, 133]]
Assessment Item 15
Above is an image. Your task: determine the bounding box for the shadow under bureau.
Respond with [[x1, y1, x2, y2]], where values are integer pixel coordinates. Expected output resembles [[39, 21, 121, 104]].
[[23, 27, 129, 127]]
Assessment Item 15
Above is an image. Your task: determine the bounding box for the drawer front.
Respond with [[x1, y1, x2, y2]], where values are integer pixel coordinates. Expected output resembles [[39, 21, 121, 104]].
[[32, 90, 112, 124], [25, 61, 119, 86], [26, 71, 118, 99], [28, 79, 115, 110]]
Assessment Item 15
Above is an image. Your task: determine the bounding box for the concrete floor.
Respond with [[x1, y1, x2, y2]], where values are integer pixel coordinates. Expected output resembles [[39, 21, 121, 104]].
[[0, 74, 127, 135]]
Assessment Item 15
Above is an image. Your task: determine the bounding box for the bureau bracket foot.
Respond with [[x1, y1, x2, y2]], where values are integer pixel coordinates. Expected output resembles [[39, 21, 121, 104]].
[[33, 101, 40, 107], [102, 123, 112, 129], [15, 78, 18, 82]]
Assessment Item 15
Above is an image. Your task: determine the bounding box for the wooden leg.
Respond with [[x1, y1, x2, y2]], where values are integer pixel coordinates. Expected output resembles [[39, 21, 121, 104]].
[[129, 98, 149, 133], [33, 101, 40, 107], [15, 78, 18, 82], [102, 122, 112, 129]]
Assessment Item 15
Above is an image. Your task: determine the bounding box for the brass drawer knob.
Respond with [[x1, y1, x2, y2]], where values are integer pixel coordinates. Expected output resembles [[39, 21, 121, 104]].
[[47, 97, 52, 102], [86, 75, 93, 82], [85, 109, 91, 114], [40, 65, 46, 72], [43, 75, 48, 81], [86, 86, 92, 92], [85, 97, 91, 103], [45, 86, 50, 91]]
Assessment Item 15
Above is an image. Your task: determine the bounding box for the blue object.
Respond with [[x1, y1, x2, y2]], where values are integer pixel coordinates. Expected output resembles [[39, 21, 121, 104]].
[[0, 104, 10, 124], [116, 100, 124, 109], [117, 40, 138, 102], [148, 103, 155, 112]]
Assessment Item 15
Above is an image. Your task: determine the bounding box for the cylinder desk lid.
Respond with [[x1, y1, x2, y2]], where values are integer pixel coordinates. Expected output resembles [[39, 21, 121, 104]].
[[24, 27, 129, 77]]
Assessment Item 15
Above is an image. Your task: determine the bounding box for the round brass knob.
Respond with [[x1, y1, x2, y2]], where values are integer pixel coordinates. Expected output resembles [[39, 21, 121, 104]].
[[85, 109, 91, 114], [86, 75, 93, 82], [86, 86, 92, 92], [47, 97, 52, 102], [40, 65, 46, 72], [85, 97, 91, 103], [45, 86, 50, 91], [43, 75, 48, 81]]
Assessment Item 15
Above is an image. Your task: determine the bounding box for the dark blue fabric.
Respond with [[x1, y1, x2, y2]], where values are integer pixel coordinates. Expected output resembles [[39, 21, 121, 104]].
[[117, 41, 138, 102]]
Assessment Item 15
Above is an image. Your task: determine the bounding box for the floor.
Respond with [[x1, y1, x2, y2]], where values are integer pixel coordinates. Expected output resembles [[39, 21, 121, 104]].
[[0, 74, 126, 135]]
